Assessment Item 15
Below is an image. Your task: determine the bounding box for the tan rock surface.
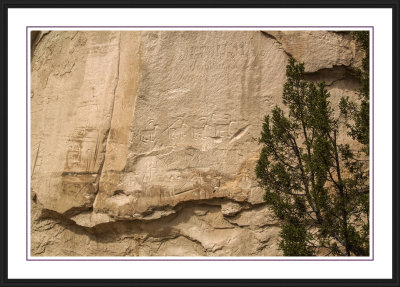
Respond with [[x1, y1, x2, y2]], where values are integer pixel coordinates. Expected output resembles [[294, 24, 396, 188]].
[[31, 30, 361, 256]]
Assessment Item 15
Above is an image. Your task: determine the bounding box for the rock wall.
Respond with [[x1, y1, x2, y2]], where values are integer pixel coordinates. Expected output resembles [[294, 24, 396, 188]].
[[31, 30, 361, 256]]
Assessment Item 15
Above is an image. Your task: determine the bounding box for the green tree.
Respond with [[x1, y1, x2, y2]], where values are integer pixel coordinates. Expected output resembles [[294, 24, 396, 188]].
[[340, 31, 370, 155], [256, 57, 369, 256]]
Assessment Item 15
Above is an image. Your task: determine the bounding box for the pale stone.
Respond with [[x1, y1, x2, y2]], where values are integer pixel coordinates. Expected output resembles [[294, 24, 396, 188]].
[[262, 31, 363, 72], [31, 30, 362, 256], [221, 201, 242, 216]]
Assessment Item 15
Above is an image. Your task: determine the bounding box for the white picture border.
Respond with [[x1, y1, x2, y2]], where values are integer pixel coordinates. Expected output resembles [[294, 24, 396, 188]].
[[8, 8, 393, 279]]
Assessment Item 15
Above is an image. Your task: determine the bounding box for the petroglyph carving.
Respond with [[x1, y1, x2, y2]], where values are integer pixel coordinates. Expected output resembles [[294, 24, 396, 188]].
[[211, 114, 233, 138], [140, 120, 158, 143], [191, 116, 207, 140], [186, 42, 269, 60], [66, 141, 81, 169], [167, 117, 188, 142], [65, 127, 99, 172]]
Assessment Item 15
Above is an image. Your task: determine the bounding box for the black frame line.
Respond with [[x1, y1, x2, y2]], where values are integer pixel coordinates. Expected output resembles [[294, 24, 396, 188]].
[[1, 1, 399, 286]]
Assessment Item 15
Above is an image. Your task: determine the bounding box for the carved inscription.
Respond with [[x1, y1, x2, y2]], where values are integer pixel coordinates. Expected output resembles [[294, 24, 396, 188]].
[[211, 114, 233, 138], [140, 120, 158, 143], [167, 117, 187, 141], [31, 142, 43, 176], [182, 41, 273, 62], [138, 114, 248, 146], [65, 127, 100, 172], [192, 117, 207, 140]]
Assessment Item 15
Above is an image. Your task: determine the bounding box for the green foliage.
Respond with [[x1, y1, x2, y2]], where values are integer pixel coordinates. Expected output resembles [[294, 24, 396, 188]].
[[340, 31, 370, 154], [256, 55, 369, 256]]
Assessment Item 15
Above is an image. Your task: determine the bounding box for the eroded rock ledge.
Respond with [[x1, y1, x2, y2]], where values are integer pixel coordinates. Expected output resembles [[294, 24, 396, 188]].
[[31, 30, 361, 256]]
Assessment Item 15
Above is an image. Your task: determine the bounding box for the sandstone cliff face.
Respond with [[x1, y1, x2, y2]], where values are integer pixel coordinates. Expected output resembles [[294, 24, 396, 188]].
[[31, 30, 361, 256]]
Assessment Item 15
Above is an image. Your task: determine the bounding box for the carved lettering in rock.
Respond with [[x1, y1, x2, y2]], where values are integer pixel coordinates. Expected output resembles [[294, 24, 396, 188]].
[[167, 117, 189, 142], [191, 117, 207, 140], [186, 42, 268, 59], [140, 120, 158, 143], [65, 127, 99, 172]]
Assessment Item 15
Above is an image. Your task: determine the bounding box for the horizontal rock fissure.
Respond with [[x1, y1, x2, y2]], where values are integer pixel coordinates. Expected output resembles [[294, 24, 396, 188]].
[[35, 197, 271, 233]]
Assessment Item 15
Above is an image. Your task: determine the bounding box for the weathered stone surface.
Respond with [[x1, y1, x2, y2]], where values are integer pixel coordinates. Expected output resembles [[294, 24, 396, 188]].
[[262, 31, 363, 72], [31, 30, 361, 256], [221, 201, 242, 216]]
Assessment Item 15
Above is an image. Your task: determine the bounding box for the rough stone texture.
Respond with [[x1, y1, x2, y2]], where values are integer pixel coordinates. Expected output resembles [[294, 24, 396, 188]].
[[31, 30, 361, 256], [262, 31, 363, 72]]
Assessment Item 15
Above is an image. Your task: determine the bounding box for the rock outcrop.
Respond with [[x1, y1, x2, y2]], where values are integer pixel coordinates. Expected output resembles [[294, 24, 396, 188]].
[[31, 30, 361, 256]]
